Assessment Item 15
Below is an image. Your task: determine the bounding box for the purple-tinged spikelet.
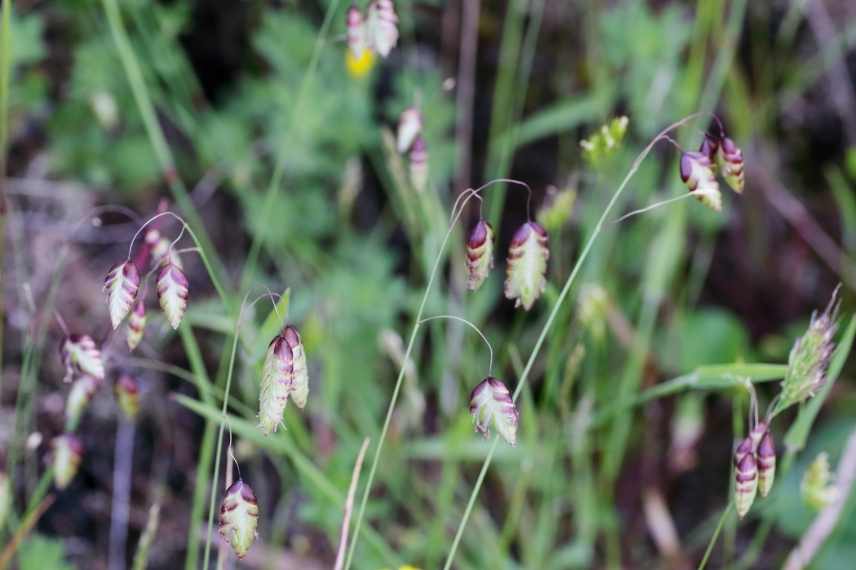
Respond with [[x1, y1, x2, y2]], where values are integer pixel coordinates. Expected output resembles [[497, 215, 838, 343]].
[[757, 429, 776, 498], [219, 480, 259, 559], [698, 134, 719, 171], [157, 260, 189, 329], [53, 434, 83, 490], [469, 377, 519, 446], [116, 374, 141, 421], [409, 135, 428, 192], [347, 5, 367, 58], [259, 334, 293, 435], [126, 299, 147, 351], [282, 326, 309, 409], [734, 437, 758, 518], [62, 334, 105, 383], [466, 219, 494, 291], [505, 222, 549, 310], [104, 261, 140, 329], [680, 151, 722, 212], [717, 137, 744, 194], [66, 375, 100, 431]]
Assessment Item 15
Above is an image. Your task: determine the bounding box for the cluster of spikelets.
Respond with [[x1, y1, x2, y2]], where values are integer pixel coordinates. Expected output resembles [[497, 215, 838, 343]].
[[51, 219, 184, 490], [801, 452, 839, 511], [733, 288, 840, 519], [345, 0, 399, 78], [679, 128, 744, 212]]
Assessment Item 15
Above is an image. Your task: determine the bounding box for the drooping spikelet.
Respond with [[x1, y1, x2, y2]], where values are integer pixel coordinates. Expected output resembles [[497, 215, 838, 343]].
[[734, 437, 758, 518], [219, 480, 259, 559], [757, 429, 776, 498], [680, 151, 722, 212], [366, 0, 399, 58], [62, 334, 106, 383], [66, 375, 100, 431], [157, 259, 189, 330], [504, 221, 549, 310], [698, 133, 719, 172], [116, 374, 141, 421], [283, 325, 309, 409], [104, 261, 140, 329], [409, 135, 428, 192], [258, 333, 293, 435], [397, 107, 422, 154], [780, 288, 840, 409], [469, 377, 519, 446], [466, 219, 494, 291], [53, 434, 83, 490], [717, 137, 745, 194], [126, 299, 147, 351]]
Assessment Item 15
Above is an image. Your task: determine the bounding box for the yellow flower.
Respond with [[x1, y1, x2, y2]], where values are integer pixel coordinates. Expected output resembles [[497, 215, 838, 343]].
[[346, 49, 375, 79]]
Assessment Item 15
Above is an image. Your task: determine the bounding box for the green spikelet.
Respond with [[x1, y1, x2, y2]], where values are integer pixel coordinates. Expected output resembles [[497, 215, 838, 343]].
[[258, 334, 293, 435], [218, 480, 259, 559]]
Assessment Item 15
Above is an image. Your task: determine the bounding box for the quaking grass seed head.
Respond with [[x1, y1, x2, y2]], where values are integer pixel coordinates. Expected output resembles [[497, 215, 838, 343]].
[[505, 221, 549, 310], [466, 219, 495, 291], [717, 136, 745, 194], [469, 377, 519, 446], [734, 436, 758, 518], [62, 334, 106, 383], [104, 261, 140, 330], [679, 151, 722, 212], [780, 289, 840, 409], [283, 325, 309, 409], [698, 133, 719, 170], [258, 333, 293, 435], [126, 299, 147, 351], [157, 259, 189, 330], [53, 434, 83, 490], [219, 480, 259, 559], [757, 429, 776, 498], [366, 0, 399, 58]]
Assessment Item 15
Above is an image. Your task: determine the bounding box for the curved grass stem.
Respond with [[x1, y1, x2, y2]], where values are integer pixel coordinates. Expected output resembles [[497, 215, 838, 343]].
[[442, 114, 707, 568]]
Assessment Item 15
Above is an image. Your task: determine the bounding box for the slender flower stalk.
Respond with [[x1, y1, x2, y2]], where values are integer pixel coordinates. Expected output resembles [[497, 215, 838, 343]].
[[441, 114, 712, 569]]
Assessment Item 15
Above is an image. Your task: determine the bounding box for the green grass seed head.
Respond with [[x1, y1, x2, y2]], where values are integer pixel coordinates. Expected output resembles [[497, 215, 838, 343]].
[[505, 221, 549, 311], [802, 452, 837, 511], [679, 151, 721, 212], [156, 258, 189, 330], [66, 374, 100, 431], [469, 377, 519, 446], [62, 334, 106, 383], [780, 289, 840, 408], [104, 261, 140, 330], [283, 325, 309, 409], [126, 298, 147, 351], [734, 436, 758, 518], [116, 374, 141, 421], [219, 480, 259, 559], [466, 219, 494, 291], [258, 334, 293, 435], [717, 136, 745, 194]]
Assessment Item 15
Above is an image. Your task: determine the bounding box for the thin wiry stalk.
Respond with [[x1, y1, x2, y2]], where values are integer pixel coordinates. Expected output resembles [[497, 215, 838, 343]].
[[108, 419, 135, 570], [442, 114, 706, 568], [201, 295, 246, 570], [100, 0, 230, 297], [343, 178, 529, 568], [698, 502, 733, 570], [334, 438, 370, 570]]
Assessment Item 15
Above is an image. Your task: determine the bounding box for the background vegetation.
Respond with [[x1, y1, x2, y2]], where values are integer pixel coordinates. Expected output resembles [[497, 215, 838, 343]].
[[2, 0, 856, 568]]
